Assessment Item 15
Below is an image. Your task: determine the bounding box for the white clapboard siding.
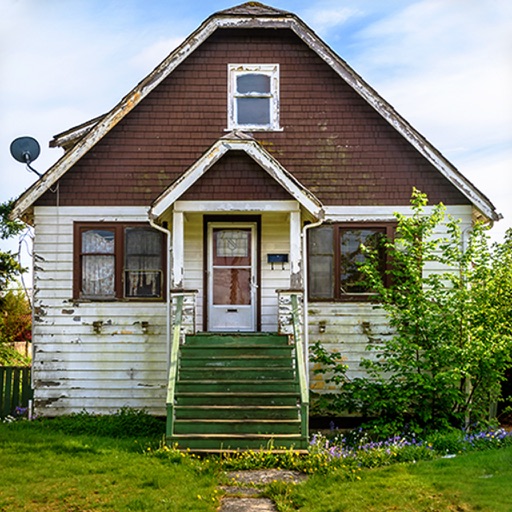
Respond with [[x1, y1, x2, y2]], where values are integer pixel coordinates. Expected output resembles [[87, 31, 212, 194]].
[[261, 213, 290, 331], [32, 204, 475, 412], [309, 205, 474, 392], [32, 206, 168, 416]]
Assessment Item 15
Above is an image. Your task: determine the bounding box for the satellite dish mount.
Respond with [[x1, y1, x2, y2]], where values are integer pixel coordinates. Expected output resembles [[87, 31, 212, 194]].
[[10, 136, 42, 177]]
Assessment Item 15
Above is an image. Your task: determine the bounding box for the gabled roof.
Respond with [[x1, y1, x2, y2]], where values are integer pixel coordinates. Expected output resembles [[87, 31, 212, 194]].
[[12, 1, 499, 222], [218, 2, 290, 16], [150, 131, 324, 219]]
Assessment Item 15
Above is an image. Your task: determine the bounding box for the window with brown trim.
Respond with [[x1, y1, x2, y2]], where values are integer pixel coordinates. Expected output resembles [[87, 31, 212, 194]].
[[308, 223, 394, 301], [74, 223, 165, 300]]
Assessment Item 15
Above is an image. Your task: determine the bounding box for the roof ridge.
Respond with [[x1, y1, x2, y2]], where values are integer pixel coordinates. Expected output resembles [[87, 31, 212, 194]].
[[217, 2, 291, 17]]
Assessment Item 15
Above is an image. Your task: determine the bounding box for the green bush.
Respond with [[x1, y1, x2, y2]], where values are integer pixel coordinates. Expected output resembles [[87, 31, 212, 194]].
[[37, 408, 165, 438], [311, 190, 512, 434]]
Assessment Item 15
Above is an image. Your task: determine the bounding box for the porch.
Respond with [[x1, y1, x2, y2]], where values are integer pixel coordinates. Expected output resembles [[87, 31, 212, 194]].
[[166, 292, 308, 452]]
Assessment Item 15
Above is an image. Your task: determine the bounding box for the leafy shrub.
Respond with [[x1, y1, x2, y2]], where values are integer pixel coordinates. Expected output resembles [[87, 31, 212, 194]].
[[0, 288, 31, 344], [424, 429, 466, 454], [310, 190, 512, 434], [0, 342, 31, 366], [38, 408, 165, 438]]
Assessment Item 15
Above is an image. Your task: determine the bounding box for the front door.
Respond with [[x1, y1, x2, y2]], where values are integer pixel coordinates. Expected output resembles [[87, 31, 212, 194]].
[[207, 222, 257, 332]]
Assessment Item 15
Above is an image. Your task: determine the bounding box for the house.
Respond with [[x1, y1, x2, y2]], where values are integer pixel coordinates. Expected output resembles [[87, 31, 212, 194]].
[[11, 2, 498, 450]]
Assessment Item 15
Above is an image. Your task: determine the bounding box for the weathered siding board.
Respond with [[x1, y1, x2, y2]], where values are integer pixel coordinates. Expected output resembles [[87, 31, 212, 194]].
[[32, 206, 168, 416], [260, 213, 291, 330], [308, 302, 390, 390]]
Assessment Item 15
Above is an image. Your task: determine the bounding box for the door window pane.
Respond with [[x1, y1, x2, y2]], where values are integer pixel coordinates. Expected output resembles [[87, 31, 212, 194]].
[[213, 268, 251, 305], [214, 229, 251, 265]]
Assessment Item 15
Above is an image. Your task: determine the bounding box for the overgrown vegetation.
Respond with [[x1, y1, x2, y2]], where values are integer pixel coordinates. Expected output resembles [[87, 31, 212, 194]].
[[0, 200, 26, 297], [0, 417, 218, 511], [311, 189, 512, 435], [2, 410, 512, 511], [41, 407, 166, 438], [265, 446, 512, 512], [0, 199, 31, 366]]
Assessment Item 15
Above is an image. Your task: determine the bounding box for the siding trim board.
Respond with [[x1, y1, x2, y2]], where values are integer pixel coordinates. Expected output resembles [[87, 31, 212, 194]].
[[12, 4, 498, 223]]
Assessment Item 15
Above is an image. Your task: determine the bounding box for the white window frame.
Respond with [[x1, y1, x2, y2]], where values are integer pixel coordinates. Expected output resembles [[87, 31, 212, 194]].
[[227, 63, 281, 131]]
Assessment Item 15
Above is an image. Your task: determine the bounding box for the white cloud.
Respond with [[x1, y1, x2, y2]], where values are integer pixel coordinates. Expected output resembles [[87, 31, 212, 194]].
[[129, 37, 185, 74], [302, 6, 361, 35]]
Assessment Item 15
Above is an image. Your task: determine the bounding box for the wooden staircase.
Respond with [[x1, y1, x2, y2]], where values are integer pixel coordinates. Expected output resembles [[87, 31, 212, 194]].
[[166, 333, 308, 451]]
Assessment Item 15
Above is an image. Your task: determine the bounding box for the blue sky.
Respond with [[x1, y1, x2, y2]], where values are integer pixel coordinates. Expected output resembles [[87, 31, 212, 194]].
[[1, 0, 511, 266]]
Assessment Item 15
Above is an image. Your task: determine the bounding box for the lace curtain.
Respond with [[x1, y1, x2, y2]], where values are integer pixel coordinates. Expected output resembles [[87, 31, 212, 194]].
[[125, 228, 162, 298], [81, 230, 115, 297]]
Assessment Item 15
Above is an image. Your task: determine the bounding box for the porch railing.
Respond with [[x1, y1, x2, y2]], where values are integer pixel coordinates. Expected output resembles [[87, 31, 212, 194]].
[[290, 294, 309, 444], [0, 366, 33, 419], [166, 295, 183, 438]]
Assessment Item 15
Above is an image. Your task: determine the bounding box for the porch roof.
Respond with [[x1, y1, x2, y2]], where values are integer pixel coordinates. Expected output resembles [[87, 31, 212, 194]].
[[149, 132, 324, 220]]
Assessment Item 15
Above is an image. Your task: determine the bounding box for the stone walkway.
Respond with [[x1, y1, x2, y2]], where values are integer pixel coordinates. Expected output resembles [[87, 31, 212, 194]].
[[218, 469, 308, 512]]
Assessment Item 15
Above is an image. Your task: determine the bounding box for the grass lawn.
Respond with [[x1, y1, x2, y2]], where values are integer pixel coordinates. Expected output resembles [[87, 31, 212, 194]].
[[1, 420, 511, 511], [269, 445, 512, 512], [0, 422, 218, 511]]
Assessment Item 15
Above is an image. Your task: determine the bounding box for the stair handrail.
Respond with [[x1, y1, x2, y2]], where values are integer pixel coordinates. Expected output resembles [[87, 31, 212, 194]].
[[166, 294, 183, 437], [291, 294, 309, 408]]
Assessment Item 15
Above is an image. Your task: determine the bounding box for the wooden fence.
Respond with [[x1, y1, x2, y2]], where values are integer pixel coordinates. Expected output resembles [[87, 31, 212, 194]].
[[0, 367, 32, 419]]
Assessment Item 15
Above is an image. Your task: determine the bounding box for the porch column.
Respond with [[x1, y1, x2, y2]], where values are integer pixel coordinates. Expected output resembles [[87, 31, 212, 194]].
[[172, 211, 184, 289], [290, 210, 302, 289]]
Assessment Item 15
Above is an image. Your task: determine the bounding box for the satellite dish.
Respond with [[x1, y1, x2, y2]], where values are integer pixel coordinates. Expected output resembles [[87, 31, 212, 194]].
[[10, 136, 41, 164], [10, 136, 42, 177]]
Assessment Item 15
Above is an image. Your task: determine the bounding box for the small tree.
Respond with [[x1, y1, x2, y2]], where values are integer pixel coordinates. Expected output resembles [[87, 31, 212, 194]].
[[0, 200, 26, 298], [313, 189, 512, 434], [0, 200, 31, 365]]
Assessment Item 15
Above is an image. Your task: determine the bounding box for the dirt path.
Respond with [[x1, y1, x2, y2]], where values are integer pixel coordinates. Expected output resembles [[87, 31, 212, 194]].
[[218, 469, 307, 512]]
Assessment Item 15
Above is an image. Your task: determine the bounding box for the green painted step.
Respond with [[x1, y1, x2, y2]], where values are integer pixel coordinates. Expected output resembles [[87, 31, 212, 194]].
[[175, 405, 299, 420], [175, 393, 299, 407], [173, 419, 301, 435], [175, 380, 299, 394], [185, 334, 289, 347], [168, 332, 306, 451], [178, 368, 295, 381], [180, 357, 293, 368], [179, 346, 293, 358], [169, 434, 307, 451]]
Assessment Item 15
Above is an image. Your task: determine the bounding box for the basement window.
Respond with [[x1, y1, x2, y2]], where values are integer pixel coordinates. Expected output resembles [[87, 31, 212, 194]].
[[308, 223, 394, 301], [228, 64, 280, 131], [74, 223, 165, 301]]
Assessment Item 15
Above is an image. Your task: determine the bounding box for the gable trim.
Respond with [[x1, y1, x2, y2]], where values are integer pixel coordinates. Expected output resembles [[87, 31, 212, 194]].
[[12, 5, 499, 222], [149, 137, 324, 219]]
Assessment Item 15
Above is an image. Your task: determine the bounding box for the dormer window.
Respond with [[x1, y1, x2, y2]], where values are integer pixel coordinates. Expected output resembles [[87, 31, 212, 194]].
[[228, 64, 280, 131]]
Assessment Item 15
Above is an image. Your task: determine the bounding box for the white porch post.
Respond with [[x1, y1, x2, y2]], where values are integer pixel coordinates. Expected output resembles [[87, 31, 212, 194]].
[[172, 211, 184, 289], [289, 210, 302, 289]]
